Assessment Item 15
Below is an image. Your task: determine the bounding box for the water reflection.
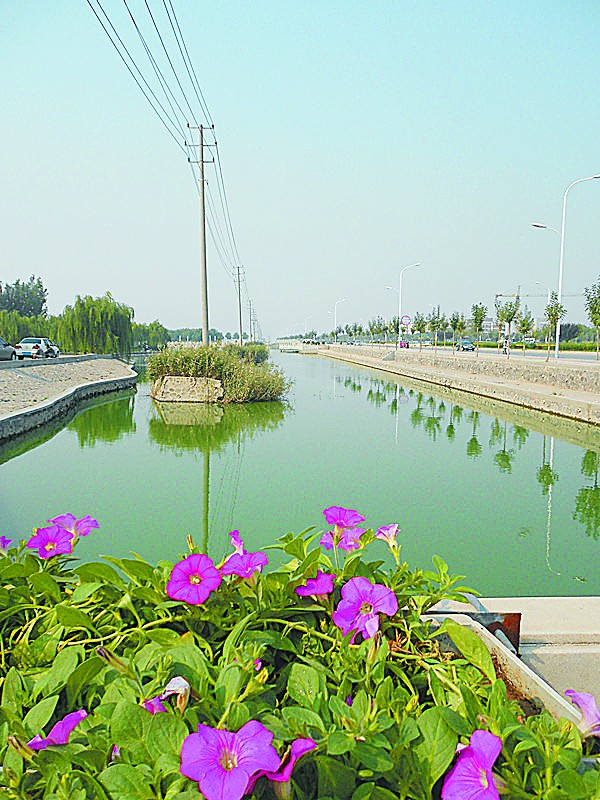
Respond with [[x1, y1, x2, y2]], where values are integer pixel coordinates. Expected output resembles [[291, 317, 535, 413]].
[[148, 401, 287, 453], [147, 401, 288, 551], [67, 394, 136, 446], [354, 369, 600, 562], [573, 450, 600, 540]]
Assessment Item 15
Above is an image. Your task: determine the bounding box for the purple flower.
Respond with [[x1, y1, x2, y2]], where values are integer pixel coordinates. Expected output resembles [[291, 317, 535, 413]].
[[180, 720, 280, 800], [166, 554, 222, 605], [323, 506, 365, 529], [26, 525, 73, 559], [228, 530, 245, 555], [0, 536, 12, 554], [27, 709, 88, 751], [319, 527, 364, 552], [247, 738, 317, 793], [220, 551, 268, 579], [375, 524, 399, 546], [143, 696, 167, 714], [295, 570, 336, 597], [49, 514, 99, 537], [565, 690, 600, 737], [253, 659, 262, 671], [442, 729, 502, 800], [332, 577, 398, 641]]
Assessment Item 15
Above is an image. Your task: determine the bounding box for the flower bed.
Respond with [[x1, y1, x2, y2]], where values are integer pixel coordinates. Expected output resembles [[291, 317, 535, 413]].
[[0, 510, 599, 799]]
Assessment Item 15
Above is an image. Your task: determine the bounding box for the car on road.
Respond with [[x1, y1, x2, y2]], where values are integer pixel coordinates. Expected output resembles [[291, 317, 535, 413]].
[[398, 340, 410, 348], [14, 337, 60, 359], [0, 337, 16, 360], [456, 340, 475, 352]]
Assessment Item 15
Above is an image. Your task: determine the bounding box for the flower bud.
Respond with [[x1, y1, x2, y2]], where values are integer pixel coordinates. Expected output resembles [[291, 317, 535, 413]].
[[96, 646, 129, 673]]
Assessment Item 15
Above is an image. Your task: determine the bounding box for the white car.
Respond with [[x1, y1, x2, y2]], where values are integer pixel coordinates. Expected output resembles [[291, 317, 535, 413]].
[[14, 337, 60, 359]]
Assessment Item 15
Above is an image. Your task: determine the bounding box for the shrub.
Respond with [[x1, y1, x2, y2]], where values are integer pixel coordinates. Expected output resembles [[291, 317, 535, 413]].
[[147, 344, 291, 403], [0, 511, 598, 799]]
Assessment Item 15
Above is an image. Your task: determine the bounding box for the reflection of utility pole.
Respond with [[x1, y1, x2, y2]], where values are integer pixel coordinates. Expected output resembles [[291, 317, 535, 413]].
[[545, 437, 561, 576], [202, 449, 210, 553], [395, 384, 399, 444]]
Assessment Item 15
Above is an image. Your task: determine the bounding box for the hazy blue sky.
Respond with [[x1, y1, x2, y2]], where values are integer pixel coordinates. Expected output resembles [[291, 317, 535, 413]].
[[2, 1, 600, 338]]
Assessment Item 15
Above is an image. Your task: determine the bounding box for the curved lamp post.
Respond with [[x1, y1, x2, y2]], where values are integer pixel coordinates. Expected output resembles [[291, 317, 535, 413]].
[[329, 298, 346, 342], [386, 263, 420, 347], [534, 174, 600, 359]]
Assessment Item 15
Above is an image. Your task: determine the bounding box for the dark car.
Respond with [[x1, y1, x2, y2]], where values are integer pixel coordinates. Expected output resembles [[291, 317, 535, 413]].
[[456, 340, 475, 352], [0, 336, 16, 360]]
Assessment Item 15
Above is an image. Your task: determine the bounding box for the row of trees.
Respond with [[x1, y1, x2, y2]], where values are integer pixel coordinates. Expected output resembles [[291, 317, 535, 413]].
[[302, 277, 600, 359]]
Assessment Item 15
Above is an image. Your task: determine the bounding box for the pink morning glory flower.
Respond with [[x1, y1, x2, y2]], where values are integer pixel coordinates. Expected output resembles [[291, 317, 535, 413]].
[[0, 536, 12, 554], [26, 525, 74, 559], [247, 737, 317, 793], [295, 570, 336, 597], [320, 527, 364, 552], [220, 551, 268, 579], [143, 696, 167, 714], [375, 524, 399, 546], [441, 729, 502, 800], [49, 514, 99, 537], [180, 719, 280, 800], [27, 709, 88, 751], [565, 690, 600, 737], [228, 530, 245, 555], [166, 554, 222, 605], [323, 506, 365, 529], [332, 577, 398, 641]]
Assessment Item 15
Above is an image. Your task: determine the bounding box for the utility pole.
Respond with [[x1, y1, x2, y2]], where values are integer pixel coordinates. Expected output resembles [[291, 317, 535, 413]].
[[236, 264, 244, 345], [198, 126, 209, 345]]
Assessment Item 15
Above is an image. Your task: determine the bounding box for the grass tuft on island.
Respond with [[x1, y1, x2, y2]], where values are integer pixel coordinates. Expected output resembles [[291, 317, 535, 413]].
[[147, 343, 291, 402]]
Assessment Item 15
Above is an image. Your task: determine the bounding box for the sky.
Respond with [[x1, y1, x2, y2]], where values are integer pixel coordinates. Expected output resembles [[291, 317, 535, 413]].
[[2, 1, 600, 339]]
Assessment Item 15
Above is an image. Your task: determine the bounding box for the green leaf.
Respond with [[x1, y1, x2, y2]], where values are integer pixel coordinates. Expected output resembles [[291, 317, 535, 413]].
[[316, 755, 356, 799], [110, 701, 152, 762], [146, 713, 188, 773], [352, 783, 375, 800], [282, 706, 326, 735], [75, 562, 125, 588], [56, 603, 97, 632], [66, 656, 106, 707], [328, 731, 355, 756], [99, 764, 155, 799], [353, 741, 394, 773], [70, 582, 103, 603], [555, 769, 587, 799], [23, 695, 59, 736], [416, 706, 458, 789], [1, 667, 24, 713], [436, 618, 495, 682], [28, 571, 62, 602], [102, 556, 155, 585], [33, 646, 83, 699], [287, 663, 320, 709]]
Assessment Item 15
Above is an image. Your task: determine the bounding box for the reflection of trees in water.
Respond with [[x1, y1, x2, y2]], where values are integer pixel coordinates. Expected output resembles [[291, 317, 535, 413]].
[[573, 450, 600, 540], [68, 394, 136, 447], [466, 411, 482, 459], [513, 425, 529, 450], [148, 401, 288, 454], [537, 435, 559, 497], [492, 421, 515, 474]]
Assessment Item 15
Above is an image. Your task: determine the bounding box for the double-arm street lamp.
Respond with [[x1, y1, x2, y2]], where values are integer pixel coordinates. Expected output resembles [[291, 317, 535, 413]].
[[532, 174, 600, 358], [386, 263, 420, 347]]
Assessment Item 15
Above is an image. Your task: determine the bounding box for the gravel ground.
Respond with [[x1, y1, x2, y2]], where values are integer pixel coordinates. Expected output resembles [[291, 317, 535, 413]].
[[0, 359, 135, 415]]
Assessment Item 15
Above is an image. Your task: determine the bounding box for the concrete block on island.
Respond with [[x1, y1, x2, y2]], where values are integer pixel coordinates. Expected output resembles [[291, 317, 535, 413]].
[[150, 375, 224, 403]]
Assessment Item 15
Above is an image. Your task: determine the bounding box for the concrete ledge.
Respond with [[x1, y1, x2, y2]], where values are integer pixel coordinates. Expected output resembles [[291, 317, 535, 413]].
[[0, 365, 137, 443], [318, 346, 600, 426]]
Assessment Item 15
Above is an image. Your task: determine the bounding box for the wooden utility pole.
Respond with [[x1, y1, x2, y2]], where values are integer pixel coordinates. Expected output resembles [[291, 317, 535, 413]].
[[199, 126, 209, 345], [236, 264, 243, 345]]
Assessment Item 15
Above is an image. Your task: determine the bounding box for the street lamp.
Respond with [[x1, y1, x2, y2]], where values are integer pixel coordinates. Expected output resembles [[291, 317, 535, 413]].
[[534, 175, 600, 359], [386, 263, 420, 347], [329, 298, 346, 342]]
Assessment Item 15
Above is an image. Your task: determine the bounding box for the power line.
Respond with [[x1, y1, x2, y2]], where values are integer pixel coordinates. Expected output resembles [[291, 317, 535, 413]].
[[87, 0, 187, 154]]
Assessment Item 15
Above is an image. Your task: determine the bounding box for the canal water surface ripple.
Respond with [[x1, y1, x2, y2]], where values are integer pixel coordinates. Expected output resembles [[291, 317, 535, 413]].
[[0, 351, 598, 597]]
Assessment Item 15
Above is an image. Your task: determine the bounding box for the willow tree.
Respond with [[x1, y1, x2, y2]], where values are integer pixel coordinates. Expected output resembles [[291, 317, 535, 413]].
[[495, 297, 520, 354], [544, 292, 567, 362], [412, 312, 427, 350], [57, 294, 134, 356], [517, 307, 534, 352]]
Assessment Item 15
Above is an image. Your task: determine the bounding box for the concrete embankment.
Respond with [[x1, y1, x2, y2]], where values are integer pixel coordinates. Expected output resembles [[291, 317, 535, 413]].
[[0, 356, 137, 442], [316, 345, 600, 426]]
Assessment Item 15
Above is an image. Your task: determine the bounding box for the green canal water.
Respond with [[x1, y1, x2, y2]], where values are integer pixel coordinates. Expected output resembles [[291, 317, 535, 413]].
[[1, 351, 599, 597]]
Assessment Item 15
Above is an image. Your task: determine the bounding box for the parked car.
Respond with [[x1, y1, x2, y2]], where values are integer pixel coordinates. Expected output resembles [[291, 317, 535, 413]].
[[456, 340, 475, 352], [14, 337, 60, 359], [0, 336, 16, 360]]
